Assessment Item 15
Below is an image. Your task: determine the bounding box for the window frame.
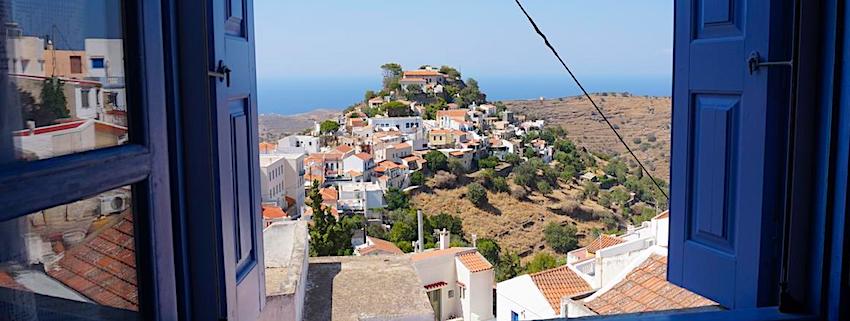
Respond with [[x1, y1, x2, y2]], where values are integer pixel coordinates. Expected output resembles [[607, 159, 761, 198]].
[[0, 0, 178, 319]]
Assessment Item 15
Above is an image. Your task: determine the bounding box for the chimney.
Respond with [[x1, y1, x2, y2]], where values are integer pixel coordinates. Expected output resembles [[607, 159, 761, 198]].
[[471, 233, 478, 248], [439, 228, 450, 250], [416, 210, 424, 253]]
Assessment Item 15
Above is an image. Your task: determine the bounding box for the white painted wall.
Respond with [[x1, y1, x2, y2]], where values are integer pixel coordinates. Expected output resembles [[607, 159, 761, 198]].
[[496, 275, 556, 321], [84, 39, 124, 79], [277, 135, 320, 154]]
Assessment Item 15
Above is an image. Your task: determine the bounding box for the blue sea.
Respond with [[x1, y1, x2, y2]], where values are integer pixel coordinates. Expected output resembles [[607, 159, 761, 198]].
[[257, 75, 672, 115]]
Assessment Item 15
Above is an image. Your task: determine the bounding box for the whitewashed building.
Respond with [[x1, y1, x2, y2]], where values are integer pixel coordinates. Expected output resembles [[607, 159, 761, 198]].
[[277, 135, 321, 154]]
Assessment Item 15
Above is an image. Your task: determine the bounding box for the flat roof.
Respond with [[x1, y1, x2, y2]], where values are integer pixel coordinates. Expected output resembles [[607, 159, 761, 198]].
[[303, 256, 434, 321]]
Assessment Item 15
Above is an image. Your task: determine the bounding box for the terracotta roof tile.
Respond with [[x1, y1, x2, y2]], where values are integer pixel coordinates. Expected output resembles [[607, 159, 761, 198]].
[[353, 152, 373, 160], [335, 145, 353, 153], [404, 70, 445, 77], [456, 251, 493, 272], [0, 271, 25, 291], [262, 205, 288, 219], [320, 188, 338, 201], [410, 247, 473, 262], [47, 211, 138, 311], [530, 265, 593, 314], [424, 281, 447, 290], [585, 235, 625, 254], [359, 236, 404, 255], [583, 255, 716, 315]]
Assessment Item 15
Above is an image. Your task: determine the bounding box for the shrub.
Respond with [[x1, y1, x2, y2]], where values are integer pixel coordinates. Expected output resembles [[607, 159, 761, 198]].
[[491, 177, 509, 193], [647, 132, 657, 142], [544, 222, 579, 254], [632, 137, 642, 144], [410, 171, 424, 186], [466, 183, 487, 205], [559, 200, 580, 213], [424, 150, 448, 172], [510, 185, 528, 199], [525, 252, 560, 273], [448, 158, 466, 176], [478, 156, 499, 169], [536, 180, 553, 194]]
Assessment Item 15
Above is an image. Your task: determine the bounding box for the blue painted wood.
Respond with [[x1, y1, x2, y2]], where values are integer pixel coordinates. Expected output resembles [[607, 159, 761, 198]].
[[670, 0, 787, 309]]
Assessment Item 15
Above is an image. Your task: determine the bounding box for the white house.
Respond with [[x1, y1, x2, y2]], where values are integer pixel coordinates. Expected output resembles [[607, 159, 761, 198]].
[[85, 39, 127, 111], [260, 154, 288, 203], [496, 265, 592, 321], [258, 152, 305, 217], [5, 26, 45, 76], [14, 119, 127, 160], [342, 152, 375, 180], [410, 231, 496, 321], [375, 142, 413, 163], [336, 181, 384, 219], [369, 116, 423, 134], [277, 135, 321, 154]]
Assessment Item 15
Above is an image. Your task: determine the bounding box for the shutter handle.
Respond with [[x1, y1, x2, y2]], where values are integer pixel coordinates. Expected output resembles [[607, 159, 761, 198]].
[[208, 60, 232, 87], [747, 51, 792, 74]]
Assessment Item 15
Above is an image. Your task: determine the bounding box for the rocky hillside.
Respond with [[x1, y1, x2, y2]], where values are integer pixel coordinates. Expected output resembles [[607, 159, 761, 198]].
[[258, 109, 340, 142], [503, 94, 671, 181]]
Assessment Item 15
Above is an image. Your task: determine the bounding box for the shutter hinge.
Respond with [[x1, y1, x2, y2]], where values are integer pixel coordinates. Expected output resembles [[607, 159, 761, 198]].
[[748, 51, 793, 74]]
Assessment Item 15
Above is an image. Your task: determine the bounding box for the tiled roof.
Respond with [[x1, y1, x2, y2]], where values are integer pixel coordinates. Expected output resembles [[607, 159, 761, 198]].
[[583, 255, 716, 315], [353, 152, 373, 160], [586, 235, 625, 254], [359, 236, 404, 256], [399, 77, 427, 83], [47, 211, 138, 311], [0, 271, 25, 291], [335, 145, 353, 153], [262, 205, 287, 219], [320, 188, 338, 201], [456, 251, 493, 273], [410, 247, 473, 262], [404, 70, 445, 77], [654, 211, 669, 219], [394, 142, 411, 149], [530, 265, 593, 314], [437, 110, 468, 118], [259, 142, 277, 153], [424, 281, 447, 290]]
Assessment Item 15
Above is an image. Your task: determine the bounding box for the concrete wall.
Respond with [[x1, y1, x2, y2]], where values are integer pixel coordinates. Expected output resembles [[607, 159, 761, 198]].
[[84, 39, 124, 79], [496, 275, 556, 321], [467, 269, 495, 321]]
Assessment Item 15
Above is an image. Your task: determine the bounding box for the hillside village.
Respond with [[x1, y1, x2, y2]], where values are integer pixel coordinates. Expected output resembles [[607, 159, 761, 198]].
[[257, 64, 714, 320]]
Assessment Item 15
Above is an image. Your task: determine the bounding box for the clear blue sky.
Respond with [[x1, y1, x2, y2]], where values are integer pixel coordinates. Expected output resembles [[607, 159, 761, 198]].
[[254, 0, 673, 80]]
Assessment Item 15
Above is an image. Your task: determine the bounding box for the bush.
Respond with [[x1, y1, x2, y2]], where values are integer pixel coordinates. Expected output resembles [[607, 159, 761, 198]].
[[410, 171, 424, 186], [632, 137, 642, 144], [504, 153, 521, 165], [525, 252, 560, 273], [476, 238, 501, 266], [491, 177, 509, 193], [385, 188, 409, 211], [478, 156, 499, 169], [581, 181, 599, 200], [431, 171, 457, 188], [466, 183, 487, 205], [559, 200, 580, 213], [544, 222, 579, 254], [448, 158, 466, 176], [536, 180, 553, 194], [424, 150, 448, 172]]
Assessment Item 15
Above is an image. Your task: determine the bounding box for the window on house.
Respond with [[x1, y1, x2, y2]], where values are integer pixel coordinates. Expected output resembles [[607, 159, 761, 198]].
[[81, 89, 91, 108], [91, 58, 105, 69], [511, 311, 519, 321], [70, 56, 82, 74], [448, 289, 454, 298]]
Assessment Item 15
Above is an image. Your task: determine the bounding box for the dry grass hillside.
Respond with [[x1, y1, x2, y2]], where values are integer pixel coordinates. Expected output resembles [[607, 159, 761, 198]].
[[258, 109, 340, 141], [503, 94, 671, 181], [411, 179, 611, 262]]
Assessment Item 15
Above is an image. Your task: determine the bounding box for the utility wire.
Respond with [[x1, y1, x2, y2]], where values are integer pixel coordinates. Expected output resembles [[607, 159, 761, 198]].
[[512, 0, 669, 200]]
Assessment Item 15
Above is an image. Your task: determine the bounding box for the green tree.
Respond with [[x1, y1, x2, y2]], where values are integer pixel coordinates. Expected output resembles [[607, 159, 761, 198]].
[[504, 153, 521, 166], [385, 188, 409, 210], [476, 238, 501, 266], [478, 156, 499, 169], [496, 251, 523, 282], [308, 181, 361, 256], [604, 159, 629, 183], [383, 101, 412, 117], [525, 252, 559, 273], [381, 63, 403, 90], [319, 120, 340, 134], [466, 182, 487, 205], [364, 90, 378, 102], [448, 158, 466, 176], [410, 171, 425, 186], [430, 213, 464, 236], [423, 99, 447, 120], [513, 161, 537, 188], [424, 150, 448, 172], [609, 186, 631, 206], [37, 77, 69, 125], [491, 177, 509, 193], [439, 65, 461, 80], [544, 222, 579, 254], [366, 224, 388, 240]]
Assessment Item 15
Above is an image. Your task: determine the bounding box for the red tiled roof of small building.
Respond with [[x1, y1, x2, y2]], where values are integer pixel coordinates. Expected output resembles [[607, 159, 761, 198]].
[[410, 247, 472, 262], [582, 254, 716, 315], [359, 236, 404, 256], [456, 251, 493, 273], [262, 205, 287, 219], [335, 145, 353, 153], [47, 211, 138, 311], [585, 235, 625, 254], [320, 188, 338, 201], [259, 142, 277, 153], [403, 70, 445, 77], [353, 152, 373, 161], [530, 265, 593, 314]]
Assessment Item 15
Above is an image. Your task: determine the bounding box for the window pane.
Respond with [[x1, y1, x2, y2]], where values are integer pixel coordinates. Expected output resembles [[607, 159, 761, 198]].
[[2, 1, 129, 162], [0, 186, 139, 314]]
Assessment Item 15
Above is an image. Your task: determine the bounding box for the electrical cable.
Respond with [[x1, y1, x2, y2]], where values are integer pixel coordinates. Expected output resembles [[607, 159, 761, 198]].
[[512, 0, 669, 200]]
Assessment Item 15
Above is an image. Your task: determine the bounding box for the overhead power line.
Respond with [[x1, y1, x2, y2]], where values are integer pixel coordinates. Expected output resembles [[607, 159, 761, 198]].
[[512, 0, 669, 200]]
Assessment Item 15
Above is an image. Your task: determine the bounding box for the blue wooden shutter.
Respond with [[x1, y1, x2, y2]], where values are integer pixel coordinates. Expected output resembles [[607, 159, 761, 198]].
[[211, 0, 265, 319], [669, 0, 789, 309]]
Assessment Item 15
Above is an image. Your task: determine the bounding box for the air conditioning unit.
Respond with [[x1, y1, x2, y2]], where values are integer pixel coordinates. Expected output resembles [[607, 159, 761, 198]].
[[100, 190, 131, 215]]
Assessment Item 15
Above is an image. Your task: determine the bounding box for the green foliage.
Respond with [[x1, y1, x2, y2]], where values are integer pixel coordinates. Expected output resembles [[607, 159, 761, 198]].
[[308, 182, 361, 256], [364, 90, 378, 102], [381, 63, 402, 90], [496, 251, 523, 282], [490, 177, 509, 193], [631, 206, 658, 226], [504, 153, 521, 165], [466, 182, 487, 205], [525, 252, 560, 274], [404, 84, 423, 100], [581, 181, 600, 200], [388, 208, 434, 248], [424, 150, 448, 172], [478, 156, 499, 169], [609, 186, 631, 205], [410, 171, 425, 186], [29, 77, 69, 126], [382, 101, 412, 117], [544, 222, 579, 254], [448, 158, 466, 176], [422, 99, 447, 120], [319, 120, 340, 134], [523, 146, 537, 159], [598, 191, 612, 208], [512, 161, 537, 188], [385, 188, 409, 211], [366, 224, 389, 240], [560, 164, 577, 181], [604, 159, 629, 183], [477, 238, 501, 266], [536, 180, 553, 194], [439, 65, 461, 80], [17, 85, 51, 127], [431, 213, 465, 237], [455, 78, 486, 108], [494, 101, 508, 113]]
